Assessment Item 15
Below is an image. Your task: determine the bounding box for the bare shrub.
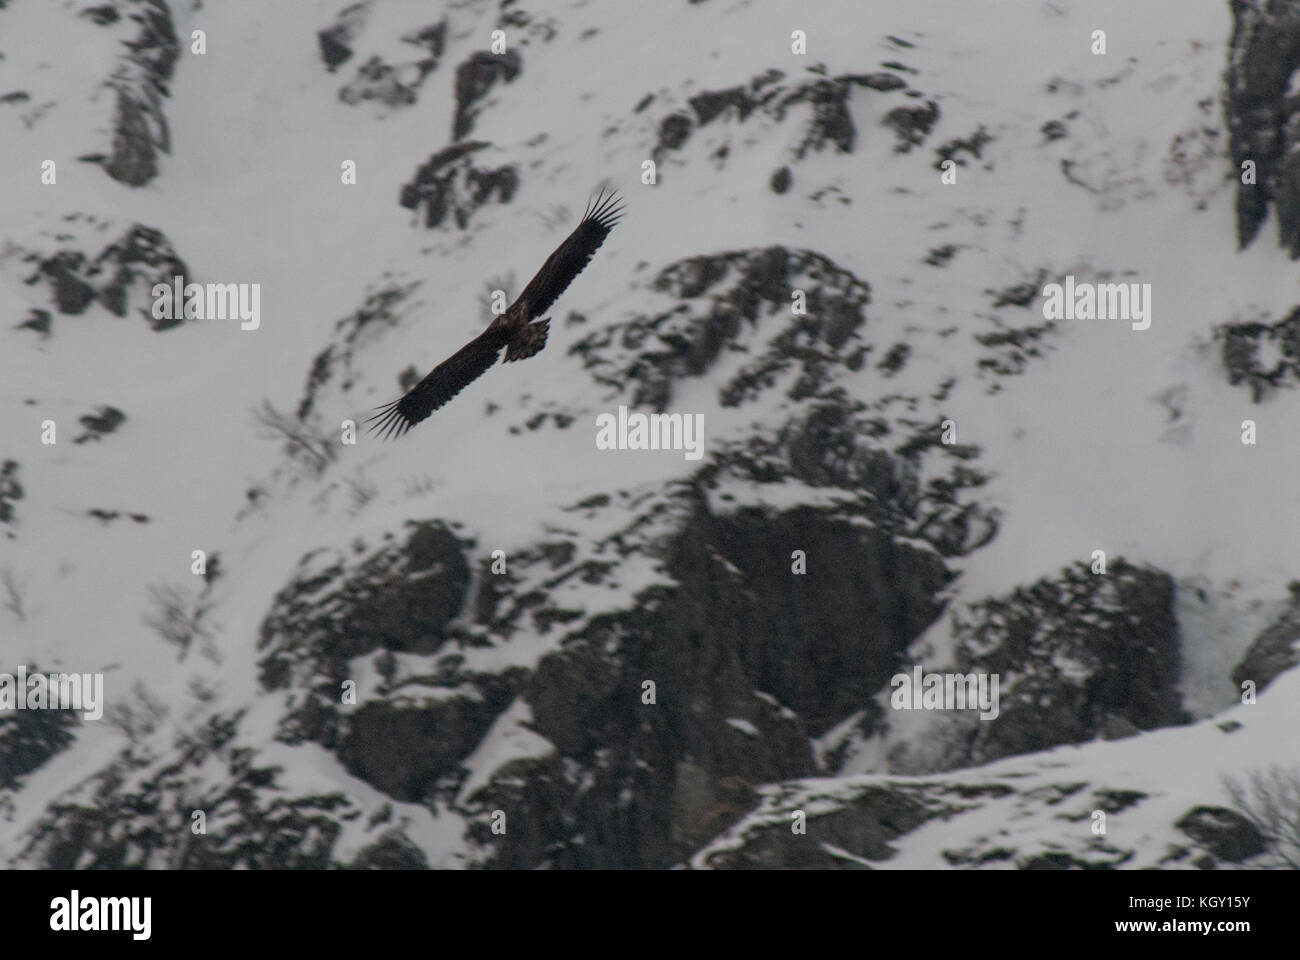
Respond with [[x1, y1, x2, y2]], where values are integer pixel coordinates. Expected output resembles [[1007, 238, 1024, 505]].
[[1223, 765, 1300, 868]]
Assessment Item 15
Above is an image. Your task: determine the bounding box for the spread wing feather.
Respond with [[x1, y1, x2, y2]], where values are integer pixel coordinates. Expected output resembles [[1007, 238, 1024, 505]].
[[369, 189, 623, 439], [513, 189, 624, 320], [367, 326, 509, 438]]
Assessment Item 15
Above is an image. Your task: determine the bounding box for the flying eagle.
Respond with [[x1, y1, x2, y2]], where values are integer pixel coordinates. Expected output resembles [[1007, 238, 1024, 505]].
[[368, 190, 625, 439]]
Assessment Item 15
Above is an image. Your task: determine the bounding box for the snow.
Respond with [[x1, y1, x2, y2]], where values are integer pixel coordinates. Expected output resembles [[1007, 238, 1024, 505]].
[[726, 717, 760, 738], [0, 0, 1295, 867], [456, 697, 556, 806]]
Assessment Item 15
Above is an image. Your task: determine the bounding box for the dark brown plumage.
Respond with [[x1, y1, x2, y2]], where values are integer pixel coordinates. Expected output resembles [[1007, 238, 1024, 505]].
[[368, 190, 624, 439]]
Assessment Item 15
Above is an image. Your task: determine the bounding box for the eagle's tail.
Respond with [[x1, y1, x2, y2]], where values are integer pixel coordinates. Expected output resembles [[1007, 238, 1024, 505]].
[[504, 318, 550, 362]]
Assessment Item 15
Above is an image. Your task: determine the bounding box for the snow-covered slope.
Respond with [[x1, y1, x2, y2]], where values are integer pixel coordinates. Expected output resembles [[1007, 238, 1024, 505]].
[[1, 0, 1297, 869]]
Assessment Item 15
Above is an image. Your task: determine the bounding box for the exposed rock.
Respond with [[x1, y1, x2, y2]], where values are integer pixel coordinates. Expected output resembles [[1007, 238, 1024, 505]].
[[248, 429, 958, 866], [960, 560, 1186, 757], [1041, 118, 1068, 142], [36, 253, 94, 315], [885, 560, 1186, 774], [656, 111, 693, 153], [784, 78, 859, 156], [671, 503, 950, 736], [0, 673, 78, 790], [1018, 849, 1132, 869], [398, 141, 519, 229], [494, 5, 558, 45], [933, 126, 993, 170], [1225, 0, 1300, 256], [0, 460, 23, 528], [74, 406, 126, 444], [478, 491, 949, 867], [325, 4, 447, 107], [687, 71, 782, 126], [23, 224, 190, 329], [105, 87, 162, 186], [339, 697, 499, 802], [259, 521, 472, 695], [1232, 582, 1300, 691], [80, 5, 120, 26], [696, 784, 935, 869], [882, 100, 940, 153], [974, 316, 1059, 379], [692, 774, 1153, 870], [649, 65, 914, 168], [346, 829, 430, 869], [297, 280, 421, 421], [727, 408, 994, 561], [92, 224, 189, 325], [11, 712, 375, 869], [1175, 806, 1266, 863], [82, 0, 179, 187], [570, 247, 870, 410], [317, 1, 371, 72], [924, 245, 956, 267], [988, 270, 1051, 309], [1217, 306, 1300, 401], [847, 72, 907, 92], [15, 309, 51, 336], [452, 50, 522, 139]]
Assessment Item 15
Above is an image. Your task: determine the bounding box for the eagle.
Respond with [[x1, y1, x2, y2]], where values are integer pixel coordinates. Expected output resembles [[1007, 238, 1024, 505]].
[[368, 189, 625, 439]]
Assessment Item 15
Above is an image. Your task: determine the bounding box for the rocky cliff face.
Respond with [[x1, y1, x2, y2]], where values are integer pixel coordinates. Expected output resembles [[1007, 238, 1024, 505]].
[[1226, 0, 1300, 256], [20, 223, 190, 329], [1, 0, 1296, 872], [82, 0, 180, 186]]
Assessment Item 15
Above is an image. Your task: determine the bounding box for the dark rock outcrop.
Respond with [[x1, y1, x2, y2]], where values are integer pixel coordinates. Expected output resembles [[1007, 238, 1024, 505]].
[[1232, 582, 1300, 691], [322, 2, 447, 107], [13, 712, 370, 869], [23, 224, 190, 329], [338, 698, 499, 803], [0, 460, 23, 529], [0, 676, 79, 790], [1218, 306, 1300, 401], [468, 491, 951, 868], [317, 1, 371, 72], [74, 406, 126, 444], [885, 560, 1187, 774], [882, 100, 940, 153], [81, 0, 180, 187], [250, 450, 954, 865], [571, 246, 870, 411], [649, 65, 918, 169], [702, 785, 930, 869], [296, 280, 420, 421], [1225, 0, 1300, 256], [693, 780, 1019, 869], [452, 50, 522, 139], [259, 521, 472, 694], [398, 141, 519, 229], [346, 829, 430, 869], [1175, 805, 1267, 863]]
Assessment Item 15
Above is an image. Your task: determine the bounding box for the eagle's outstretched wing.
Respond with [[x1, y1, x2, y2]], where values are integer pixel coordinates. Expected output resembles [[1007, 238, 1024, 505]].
[[369, 189, 624, 438], [367, 326, 509, 438], [513, 189, 624, 320]]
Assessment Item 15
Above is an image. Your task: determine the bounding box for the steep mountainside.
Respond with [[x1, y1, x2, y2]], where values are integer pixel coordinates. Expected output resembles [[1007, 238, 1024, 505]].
[[1, 0, 1297, 869]]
